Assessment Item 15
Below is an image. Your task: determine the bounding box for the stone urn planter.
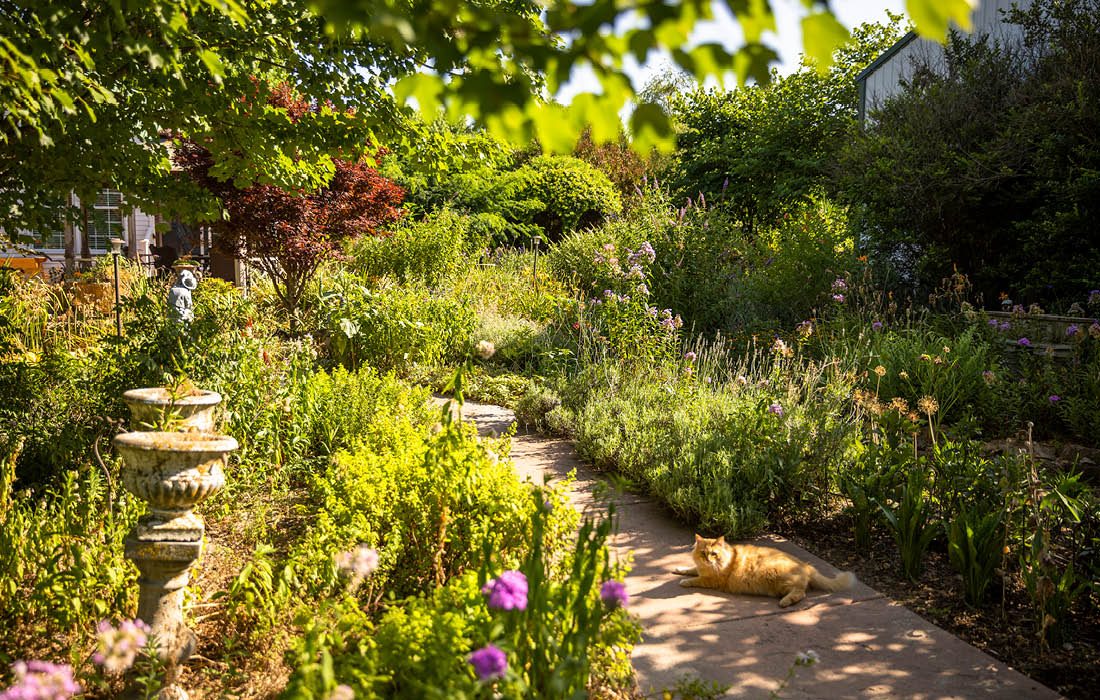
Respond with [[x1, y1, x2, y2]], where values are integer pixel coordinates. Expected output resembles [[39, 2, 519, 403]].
[[115, 431, 235, 541], [122, 387, 221, 433], [114, 430, 236, 671]]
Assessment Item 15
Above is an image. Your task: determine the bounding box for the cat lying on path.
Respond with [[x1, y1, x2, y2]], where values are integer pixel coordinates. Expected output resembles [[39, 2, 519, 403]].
[[674, 534, 856, 608]]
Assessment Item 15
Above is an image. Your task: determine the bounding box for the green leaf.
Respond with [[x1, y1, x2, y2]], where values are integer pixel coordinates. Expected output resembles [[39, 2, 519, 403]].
[[725, 0, 777, 44], [801, 12, 849, 73], [394, 73, 443, 117], [906, 0, 974, 39], [630, 102, 674, 155], [198, 49, 225, 82]]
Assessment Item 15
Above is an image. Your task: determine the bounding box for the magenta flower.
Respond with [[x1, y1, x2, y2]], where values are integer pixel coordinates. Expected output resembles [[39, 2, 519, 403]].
[[1049, 395, 1061, 403], [831, 278, 847, 291], [93, 619, 150, 674], [482, 571, 528, 611], [468, 645, 508, 681], [684, 351, 697, 362], [0, 661, 81, 700], [600, 580, 629, 608], [1018, 337, 1031, 347], [832, 294, 845, 303], [871, 321, 884, 331], [1066, 324, 1080, 337], [768, 403, 784, 417]]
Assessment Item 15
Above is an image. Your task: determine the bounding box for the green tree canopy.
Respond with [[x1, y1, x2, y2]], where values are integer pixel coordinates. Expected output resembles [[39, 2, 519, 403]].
[[668, 17, 903, 236], [0, 0, 968, 240]]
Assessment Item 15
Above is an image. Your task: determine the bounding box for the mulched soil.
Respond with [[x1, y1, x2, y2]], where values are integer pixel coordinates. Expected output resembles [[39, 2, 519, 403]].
[[779, 514, 1100, 700]]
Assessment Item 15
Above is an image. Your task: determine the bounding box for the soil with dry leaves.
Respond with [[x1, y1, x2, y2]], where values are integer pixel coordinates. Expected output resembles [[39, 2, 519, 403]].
[[780, 513, 1099, 700]]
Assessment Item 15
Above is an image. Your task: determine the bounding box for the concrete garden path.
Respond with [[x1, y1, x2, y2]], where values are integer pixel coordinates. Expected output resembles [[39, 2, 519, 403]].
[[460, 401, 1061, 699]]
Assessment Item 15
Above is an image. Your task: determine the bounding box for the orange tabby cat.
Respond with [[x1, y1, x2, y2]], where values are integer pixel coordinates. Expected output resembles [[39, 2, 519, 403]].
[[673, 534, 856, 607]]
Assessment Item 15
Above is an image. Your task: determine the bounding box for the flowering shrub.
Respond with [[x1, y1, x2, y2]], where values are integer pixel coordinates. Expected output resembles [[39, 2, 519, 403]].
[[283, 492, 640, 698], [0, 661, 80, 700]]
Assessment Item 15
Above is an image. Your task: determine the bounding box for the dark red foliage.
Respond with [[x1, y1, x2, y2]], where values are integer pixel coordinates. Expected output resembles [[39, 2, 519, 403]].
[[175, 84, 404, 319]]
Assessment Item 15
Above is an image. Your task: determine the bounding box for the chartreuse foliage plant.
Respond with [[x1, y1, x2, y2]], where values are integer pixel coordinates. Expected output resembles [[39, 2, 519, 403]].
[[281, 488, 639, 699]]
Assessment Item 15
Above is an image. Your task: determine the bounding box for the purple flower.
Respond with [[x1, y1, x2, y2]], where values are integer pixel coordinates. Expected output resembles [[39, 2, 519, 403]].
[[831, 278, 847, 291], [684, 351, 697, 362], [468, 645, 508, 681], [1049, 395, 1061, 403], [722, 177, 729, 192], [1067, 324, 1081, 337], [871, 321, 884, 331], [93, 619, 150, 674], [988, 319, 999, 327], [603, 289, 614, 298], [600, 580, 629, 608], [1018, 337, 1031, 347], [482, 571, 528, 611], [832, 294, 845, 303], [998, 321, 1011, 332], [768, 403, 784, 417], [0, 661, 81, 700]]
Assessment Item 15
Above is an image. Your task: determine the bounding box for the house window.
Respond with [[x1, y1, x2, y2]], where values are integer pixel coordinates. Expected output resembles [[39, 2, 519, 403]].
[[30, 208, 65, 249], [86, 189, 124, 251]]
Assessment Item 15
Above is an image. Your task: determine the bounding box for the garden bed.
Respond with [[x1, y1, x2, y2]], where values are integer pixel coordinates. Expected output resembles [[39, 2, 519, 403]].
[[781, 513, 1100, 699]]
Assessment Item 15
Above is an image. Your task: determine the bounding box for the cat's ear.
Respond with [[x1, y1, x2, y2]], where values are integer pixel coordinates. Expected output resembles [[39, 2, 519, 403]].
[[694, 533, 703, 543], [716, 535, 726, 545]]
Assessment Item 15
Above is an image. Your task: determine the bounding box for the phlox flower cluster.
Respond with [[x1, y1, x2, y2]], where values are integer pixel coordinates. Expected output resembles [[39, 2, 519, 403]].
[[336, 544, 379, 588], [482, 570, 528, 611], [0, 661, 80, 700], [93, 618, 150, 674], [658, 309, 683, 331], [768, 403, 784, 417]]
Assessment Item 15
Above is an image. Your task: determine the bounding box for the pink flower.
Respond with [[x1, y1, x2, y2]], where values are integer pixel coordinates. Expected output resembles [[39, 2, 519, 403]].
[[0, 661, 81, 700], [93, 619, 150, 674]]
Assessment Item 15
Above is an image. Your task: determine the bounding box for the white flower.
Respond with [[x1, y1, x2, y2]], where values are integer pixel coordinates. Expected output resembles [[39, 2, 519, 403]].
[[795, 649, 820, 666], [328, 685, 355, 700], [474, 340, 496, 359]]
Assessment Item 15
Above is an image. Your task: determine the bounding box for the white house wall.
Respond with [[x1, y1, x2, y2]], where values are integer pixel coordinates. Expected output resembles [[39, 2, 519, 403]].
[[861, 0, 1035, 119]]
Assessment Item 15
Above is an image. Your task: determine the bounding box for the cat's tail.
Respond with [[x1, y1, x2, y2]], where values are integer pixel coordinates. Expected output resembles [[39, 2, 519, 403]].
[[810, 568, 856, 592]]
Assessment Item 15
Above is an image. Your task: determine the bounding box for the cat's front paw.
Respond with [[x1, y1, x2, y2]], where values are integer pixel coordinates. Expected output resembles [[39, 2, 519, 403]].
[[671, 566, 697, 576]]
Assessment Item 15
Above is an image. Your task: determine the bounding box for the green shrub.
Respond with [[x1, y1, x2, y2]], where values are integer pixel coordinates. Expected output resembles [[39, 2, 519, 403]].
[[350, 209, 484, 286], [318, 277, 478, 372], [285, 417, 543, 599], [500, 155, 622, 242], [570, 353, 857, 536]]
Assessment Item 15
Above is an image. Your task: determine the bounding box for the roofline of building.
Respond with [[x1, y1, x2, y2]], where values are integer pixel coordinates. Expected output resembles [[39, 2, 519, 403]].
[[855, 30, 919, 84]]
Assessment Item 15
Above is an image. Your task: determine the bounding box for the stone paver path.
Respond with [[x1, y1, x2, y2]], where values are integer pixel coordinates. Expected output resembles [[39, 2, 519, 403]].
[[461, 402, 1061, 699]]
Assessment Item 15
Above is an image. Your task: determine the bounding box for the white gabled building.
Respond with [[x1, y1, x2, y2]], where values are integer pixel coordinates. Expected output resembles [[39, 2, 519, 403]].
[[857, 0, 1035, 123]]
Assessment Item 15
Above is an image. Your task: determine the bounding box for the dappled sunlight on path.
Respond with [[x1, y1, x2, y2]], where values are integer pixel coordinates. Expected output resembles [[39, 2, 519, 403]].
[[461, 402, 1061, 699]]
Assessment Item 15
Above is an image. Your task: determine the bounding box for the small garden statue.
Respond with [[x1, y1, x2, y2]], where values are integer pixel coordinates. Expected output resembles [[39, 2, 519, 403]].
[[167, 268, 197, 323]]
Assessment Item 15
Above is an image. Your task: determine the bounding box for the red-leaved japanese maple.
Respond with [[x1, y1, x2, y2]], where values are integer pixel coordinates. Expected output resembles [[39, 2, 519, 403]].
[[176, 85, 404, 324]]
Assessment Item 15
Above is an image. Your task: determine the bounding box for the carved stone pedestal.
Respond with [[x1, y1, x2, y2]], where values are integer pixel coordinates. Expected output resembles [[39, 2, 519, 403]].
[[115, 423, 236, 699], [124, 538, 202, 664]]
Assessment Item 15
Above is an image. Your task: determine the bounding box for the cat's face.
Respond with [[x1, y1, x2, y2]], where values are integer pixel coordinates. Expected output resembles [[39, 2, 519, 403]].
[[692, 534, 731, 571]]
